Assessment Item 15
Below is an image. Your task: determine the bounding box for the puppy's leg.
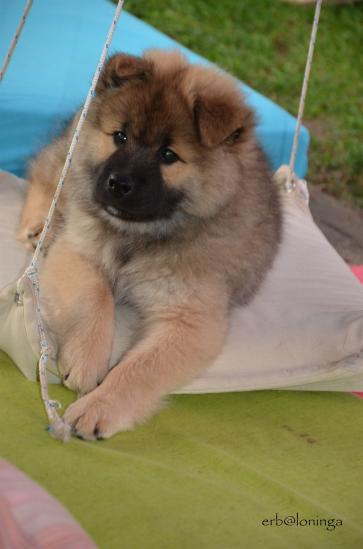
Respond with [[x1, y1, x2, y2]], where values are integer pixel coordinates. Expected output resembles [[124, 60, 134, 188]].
[[17, 179, 60, 250], [40, 237, 115, 394], [17, 125, 74, 249], [64, 295, 228, 439]]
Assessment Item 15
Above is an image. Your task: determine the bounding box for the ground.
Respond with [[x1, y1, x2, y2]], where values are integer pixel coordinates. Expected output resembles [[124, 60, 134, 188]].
[[310, 187, 363, 263], [115, 0, 363, 259]]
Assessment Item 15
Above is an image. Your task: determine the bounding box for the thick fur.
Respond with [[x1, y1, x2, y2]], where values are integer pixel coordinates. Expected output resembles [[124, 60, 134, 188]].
[[18, 50, 282, 439]]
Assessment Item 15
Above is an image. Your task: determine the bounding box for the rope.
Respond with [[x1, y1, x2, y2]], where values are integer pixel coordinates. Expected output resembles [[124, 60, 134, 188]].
[[285, 0, 323, 192], [0, 0, 33, 83], [24, 267, 69, 439], [21, 0, 125, 441]]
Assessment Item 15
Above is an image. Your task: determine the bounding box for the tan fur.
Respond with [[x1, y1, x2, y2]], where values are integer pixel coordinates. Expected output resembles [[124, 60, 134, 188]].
[[40, 237, 115, 394], [19, 50, 282, 439]]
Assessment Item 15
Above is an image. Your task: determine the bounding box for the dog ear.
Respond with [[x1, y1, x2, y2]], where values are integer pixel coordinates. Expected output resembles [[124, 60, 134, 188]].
[[193, 89, 255, 148], [96, 53, 151, 93]]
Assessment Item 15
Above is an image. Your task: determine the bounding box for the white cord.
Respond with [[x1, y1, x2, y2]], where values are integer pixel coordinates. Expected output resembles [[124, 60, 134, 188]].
[[0, 0, 33, 83], [285, 0, 323, 192]]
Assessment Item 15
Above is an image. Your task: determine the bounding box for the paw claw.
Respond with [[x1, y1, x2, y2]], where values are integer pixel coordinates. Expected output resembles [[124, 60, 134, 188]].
[[93, 426, 103, 440], [17, 221, 44, 250], [60, 361, 108, 396], [27, 227, 43, 239]]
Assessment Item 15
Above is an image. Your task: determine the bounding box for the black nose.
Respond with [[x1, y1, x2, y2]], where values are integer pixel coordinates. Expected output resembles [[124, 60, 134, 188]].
[[106, 174, 133, 197]]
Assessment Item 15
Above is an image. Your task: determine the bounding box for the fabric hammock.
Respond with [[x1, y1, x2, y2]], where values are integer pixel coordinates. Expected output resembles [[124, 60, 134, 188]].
[[1, 354, 363, 548], [1, 167, 363, 394]]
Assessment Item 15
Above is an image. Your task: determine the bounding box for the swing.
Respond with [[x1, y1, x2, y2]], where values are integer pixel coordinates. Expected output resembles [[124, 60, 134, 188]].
[[0, 0, 362, 441]]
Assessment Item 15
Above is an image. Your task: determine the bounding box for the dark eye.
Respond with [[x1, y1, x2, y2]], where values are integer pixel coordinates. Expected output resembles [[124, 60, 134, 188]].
[[113, 131, 127, 146], [160, 147, 179, 165], [225, 127, 243, 145]]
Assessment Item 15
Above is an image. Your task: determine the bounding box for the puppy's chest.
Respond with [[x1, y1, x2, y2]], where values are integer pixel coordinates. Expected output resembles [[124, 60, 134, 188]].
[[102, 244, 185, 309]]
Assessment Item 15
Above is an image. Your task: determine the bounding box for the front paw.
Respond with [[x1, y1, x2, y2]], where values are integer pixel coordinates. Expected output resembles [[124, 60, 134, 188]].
[[59, 344, 110, 396], [64, 383, 163, 440], [59, 356, 109, 396]]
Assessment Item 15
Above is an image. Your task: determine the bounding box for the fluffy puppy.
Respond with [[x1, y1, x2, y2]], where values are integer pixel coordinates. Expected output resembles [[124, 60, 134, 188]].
[[18, 50, 282, 439]]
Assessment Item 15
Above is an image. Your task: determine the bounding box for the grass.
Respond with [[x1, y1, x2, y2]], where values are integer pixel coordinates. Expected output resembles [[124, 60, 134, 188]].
[[114, 0, 363, 208]]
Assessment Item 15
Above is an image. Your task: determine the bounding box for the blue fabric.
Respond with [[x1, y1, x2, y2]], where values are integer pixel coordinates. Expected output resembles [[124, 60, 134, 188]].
[[0, 0, 309, 178]]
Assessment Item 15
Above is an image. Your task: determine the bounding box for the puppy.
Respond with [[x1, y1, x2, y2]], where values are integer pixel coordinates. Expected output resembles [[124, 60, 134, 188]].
[[18, 50, 282, 439]]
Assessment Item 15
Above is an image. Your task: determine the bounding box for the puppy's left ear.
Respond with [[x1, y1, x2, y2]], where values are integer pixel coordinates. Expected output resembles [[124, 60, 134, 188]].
[[96, 53, 151, 93], [193, 88, 255, 148]]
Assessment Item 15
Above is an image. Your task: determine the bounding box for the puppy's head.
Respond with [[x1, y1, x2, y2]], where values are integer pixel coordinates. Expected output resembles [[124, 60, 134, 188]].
[[76, 50, 255, 235]]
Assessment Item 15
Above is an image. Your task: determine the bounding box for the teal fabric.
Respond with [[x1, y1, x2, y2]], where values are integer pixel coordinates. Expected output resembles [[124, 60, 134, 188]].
[[0, 0, 309, 178], [1, 352, 362, 548]]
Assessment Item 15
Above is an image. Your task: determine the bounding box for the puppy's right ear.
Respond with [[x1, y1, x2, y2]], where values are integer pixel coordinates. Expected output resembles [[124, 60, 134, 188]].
[[96, 53, 151, 93]]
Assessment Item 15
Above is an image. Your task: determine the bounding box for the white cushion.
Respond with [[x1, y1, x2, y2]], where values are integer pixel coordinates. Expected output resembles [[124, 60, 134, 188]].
[[1, 169, 363, 392]]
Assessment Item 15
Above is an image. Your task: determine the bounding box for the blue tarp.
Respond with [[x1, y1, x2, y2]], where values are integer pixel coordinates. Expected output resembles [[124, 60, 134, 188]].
[[0, 0, 309, 178]]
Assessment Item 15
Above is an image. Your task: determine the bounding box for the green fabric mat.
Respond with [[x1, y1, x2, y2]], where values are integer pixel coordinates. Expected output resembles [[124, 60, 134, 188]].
[[1, 350, 362, 548]]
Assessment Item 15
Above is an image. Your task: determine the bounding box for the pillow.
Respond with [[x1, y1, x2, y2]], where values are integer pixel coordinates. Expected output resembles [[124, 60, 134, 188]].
[[1, 168, 362, 392], [0, 0, 309, 179]]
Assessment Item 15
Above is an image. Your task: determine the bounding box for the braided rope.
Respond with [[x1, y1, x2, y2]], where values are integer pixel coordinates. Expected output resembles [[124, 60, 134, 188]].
[[24, 267, 69, 438], [285, 0, 323, 192], [0, 0, 33, 83], [21, 0, 125, 440]]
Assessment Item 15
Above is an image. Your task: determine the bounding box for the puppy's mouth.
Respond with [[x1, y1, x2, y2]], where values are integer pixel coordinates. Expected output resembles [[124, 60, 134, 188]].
[[102, 204, 160, 222], [95, 187, 185, 223]]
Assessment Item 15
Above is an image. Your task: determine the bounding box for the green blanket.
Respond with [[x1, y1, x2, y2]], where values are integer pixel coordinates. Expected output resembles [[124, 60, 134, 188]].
[[1, 351, 362, 548]]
